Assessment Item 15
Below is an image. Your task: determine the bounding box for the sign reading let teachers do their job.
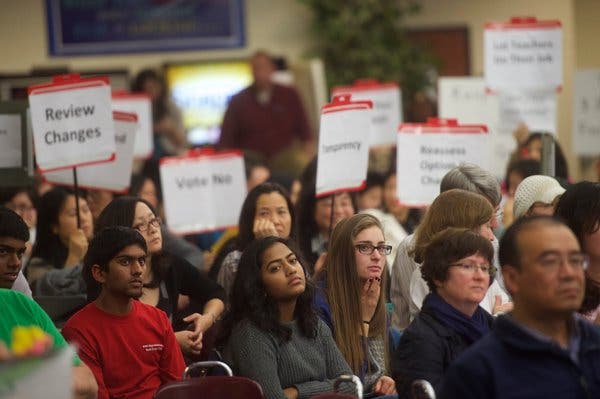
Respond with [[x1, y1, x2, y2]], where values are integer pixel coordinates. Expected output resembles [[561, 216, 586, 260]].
[[397, 118, 490, 207], [159, 150, 246, 234], [484, 17, 562, 91], [28, 74, 116, 172], [316, 95, 372, 197]]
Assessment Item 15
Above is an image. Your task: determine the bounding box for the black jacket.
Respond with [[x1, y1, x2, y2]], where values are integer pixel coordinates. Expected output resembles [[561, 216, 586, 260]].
[[391, 302, 493, 398]]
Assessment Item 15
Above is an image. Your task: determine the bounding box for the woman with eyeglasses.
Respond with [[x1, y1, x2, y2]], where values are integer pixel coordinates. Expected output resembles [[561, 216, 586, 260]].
[[404, 190, 510, 323], [314, 213, 397, 398], [93, 196, 225, 359], [391, 227, 495, 397]]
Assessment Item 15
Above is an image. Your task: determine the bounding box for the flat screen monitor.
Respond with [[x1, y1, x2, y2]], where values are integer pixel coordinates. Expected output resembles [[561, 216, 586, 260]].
[[164, 60, 253, 146]]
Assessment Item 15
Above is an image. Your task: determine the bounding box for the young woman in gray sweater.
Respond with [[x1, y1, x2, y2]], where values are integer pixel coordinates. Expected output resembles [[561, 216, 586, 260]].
[[221, 236, 354, 399]]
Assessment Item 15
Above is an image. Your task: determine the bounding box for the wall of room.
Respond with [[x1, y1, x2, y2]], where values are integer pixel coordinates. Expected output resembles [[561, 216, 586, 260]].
[[403, 0, 578, 178], [2, 0, 597, 179], [0, 0, 313, 74]]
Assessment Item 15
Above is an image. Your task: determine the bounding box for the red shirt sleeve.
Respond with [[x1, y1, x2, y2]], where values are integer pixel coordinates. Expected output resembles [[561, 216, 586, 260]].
[[158, 312, 186, 383]]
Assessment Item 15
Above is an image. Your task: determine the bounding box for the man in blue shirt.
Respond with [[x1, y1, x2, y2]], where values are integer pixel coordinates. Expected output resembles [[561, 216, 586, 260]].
[[440, 216, 600, 399]]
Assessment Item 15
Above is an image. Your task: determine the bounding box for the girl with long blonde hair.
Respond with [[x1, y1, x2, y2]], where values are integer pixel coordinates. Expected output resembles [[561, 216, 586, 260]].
[[315, 213, 396, 397]]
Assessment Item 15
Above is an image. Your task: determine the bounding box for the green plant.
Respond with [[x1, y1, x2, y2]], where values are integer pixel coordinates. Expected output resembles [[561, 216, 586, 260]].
[[298, 0, 436, 109]]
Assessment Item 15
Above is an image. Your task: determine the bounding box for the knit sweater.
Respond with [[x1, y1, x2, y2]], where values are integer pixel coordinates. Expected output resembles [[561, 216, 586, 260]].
[[224, 318, 354, 399]]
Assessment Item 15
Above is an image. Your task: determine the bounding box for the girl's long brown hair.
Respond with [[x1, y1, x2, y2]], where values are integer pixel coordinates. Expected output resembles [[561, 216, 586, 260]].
[[317, 213, 389, 374]]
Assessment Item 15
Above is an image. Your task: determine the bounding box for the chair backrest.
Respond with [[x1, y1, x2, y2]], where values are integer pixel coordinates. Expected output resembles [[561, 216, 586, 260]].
[[311, 374, 363, 399], [154, 376, 264, 399]]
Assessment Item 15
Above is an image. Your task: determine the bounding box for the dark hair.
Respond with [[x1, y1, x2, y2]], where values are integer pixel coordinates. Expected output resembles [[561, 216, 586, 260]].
[[219, 236, 317, 345], [83, 226, 147, 301], [523, 132, 569, 180], [295, 157, 357, 268], [0, 187, 37, 209], [0, 207, 29, 242], [362, 171, 385, 192], [554, 182, 600, 314], [499, 215, 566, 270], [421, 227, 495, 293], [131, 69, 168, 122], [96, 196, 168, 287], [554, 181, 600, 248], [30, 187, 79, 268], [243, 151, 269, 181], [237, 183, 294, 249], [505, 159, 541, 191]]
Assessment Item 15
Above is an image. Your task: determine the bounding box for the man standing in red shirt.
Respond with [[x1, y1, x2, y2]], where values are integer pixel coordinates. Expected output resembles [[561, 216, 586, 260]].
[[218, 50, 314, 166], [63, 226, 185, 399]]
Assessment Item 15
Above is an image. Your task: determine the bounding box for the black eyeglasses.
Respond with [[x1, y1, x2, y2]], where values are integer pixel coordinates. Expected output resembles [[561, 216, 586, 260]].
[[133, 217, 161, 232], [354, 243, 392, 256]]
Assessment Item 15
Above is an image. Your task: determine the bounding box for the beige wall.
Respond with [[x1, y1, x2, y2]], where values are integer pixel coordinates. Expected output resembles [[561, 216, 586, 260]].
[[0, 0, 312, 74], [2, 1, 596, 178], [404, 0, 579, 178]]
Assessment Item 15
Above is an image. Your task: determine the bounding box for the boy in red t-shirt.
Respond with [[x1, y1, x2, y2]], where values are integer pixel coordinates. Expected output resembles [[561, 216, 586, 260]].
[[63, 226, 185, 399]]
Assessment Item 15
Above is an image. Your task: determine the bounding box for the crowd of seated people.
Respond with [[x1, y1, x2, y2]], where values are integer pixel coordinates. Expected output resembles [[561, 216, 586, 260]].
[[2, 60, 600, 399]]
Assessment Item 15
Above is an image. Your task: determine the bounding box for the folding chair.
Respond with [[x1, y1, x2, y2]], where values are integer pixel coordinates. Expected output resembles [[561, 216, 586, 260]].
[[410, 379, 436, 399], [154, 361, 265, 399], [311, 374, 363, 399]]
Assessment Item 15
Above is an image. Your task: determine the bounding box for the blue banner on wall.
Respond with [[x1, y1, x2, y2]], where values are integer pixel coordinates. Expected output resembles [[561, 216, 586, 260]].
[[46, 0, 245, 56]]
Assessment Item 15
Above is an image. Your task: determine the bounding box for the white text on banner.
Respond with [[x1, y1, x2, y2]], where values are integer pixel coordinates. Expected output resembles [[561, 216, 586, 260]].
[[0, 114, 22, 168], [112, 93, 153, 159], [484, 18, 562, 91], [573, 69, 600, 156], [396, 120, 490, 206], [42, 112, 138, 192], [316, 95, 372, 196], [332, 82, 401, 146], [159, 152, 246, 234], [28, 75, 116, 171]]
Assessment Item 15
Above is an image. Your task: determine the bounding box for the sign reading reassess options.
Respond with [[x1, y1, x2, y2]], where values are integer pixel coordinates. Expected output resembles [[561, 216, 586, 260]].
[[397, 118, 490, 207]]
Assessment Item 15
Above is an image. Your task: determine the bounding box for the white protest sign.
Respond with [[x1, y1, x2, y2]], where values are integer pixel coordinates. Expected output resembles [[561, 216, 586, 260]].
[[112, 92, 153, 159], [498, 89, 557, 136], [160, 151, 246, 234], [332, 81, 401, 146], [397, 119, 490, 206], [0, 114, 22, 168], [316, 95, 372, 196], [484, 18, 562, 91], [438, 77, 511, 180], [28, 75, 116, 172], [42, 112, 137, 192], [573, 69, 600, 155]]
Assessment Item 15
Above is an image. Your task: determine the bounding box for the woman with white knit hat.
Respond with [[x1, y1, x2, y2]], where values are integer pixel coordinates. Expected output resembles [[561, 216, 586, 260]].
[[512, 175, 566, 220]]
